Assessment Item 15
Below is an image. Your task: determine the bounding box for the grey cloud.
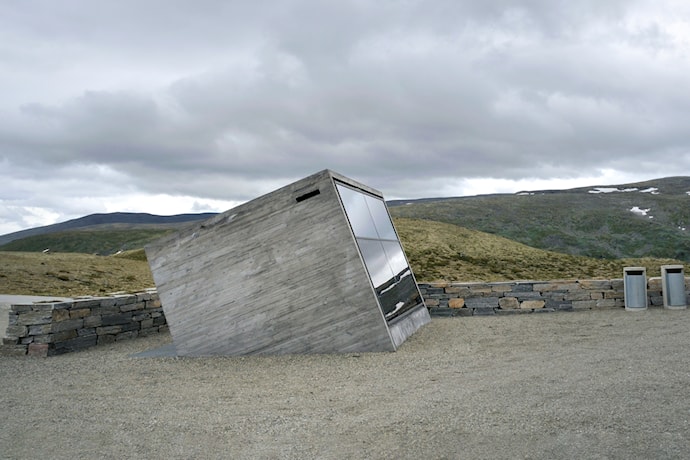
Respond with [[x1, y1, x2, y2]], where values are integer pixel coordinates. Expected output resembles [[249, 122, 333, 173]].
[[1, 0, 690, 232]]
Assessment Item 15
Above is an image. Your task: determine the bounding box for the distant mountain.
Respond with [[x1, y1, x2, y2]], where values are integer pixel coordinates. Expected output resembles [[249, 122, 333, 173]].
[[0, 212, 216, 247], [389, 176, 690, 262], [3, 177, 689, 263]]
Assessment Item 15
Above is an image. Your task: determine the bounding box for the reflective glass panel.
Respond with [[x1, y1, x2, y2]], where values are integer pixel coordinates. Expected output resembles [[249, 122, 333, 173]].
[[381, 241, 408, 276], [336, 184, 379, 239], [365, 195, 397, 240], [357, 238, 395, 288], [336, 181, 425, 322]]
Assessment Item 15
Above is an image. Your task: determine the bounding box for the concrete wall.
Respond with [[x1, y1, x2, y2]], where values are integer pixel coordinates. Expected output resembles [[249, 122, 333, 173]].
[[420, 277, 690, 316], [1, 289, 166, 357]]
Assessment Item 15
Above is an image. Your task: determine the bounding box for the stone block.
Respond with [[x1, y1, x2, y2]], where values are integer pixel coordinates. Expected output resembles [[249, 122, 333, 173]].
[[650, 296, 663, 306], [10, 304, 33, 313], [498, 297, 519, 309], [589, 292, 604, 300], [444, 286, 471, 295], [596, 299, 617, 308], [101, 313, 133, 326], [99, 298, 118, 308], [512, 283, 535, 292], [158, 325, 170, 334], [114, 295, 137, 306], [69, 308, 91, 319], [448, 298, 465, 309], [611, 279, 624, 290], [564, 290, 592, 301], [465, 297, 499, 309], [510, 291, 544, 300], [55, 335, 97, 352], [578, 280, 612, 290], [53, 330, 78, 342], [545, 299, 573, 311], [33, 334, 55, 344], [648, 277, 662, 290], [572, 300, 597, 310], [2, 337, 19, 345], [16, 311, 52, 326], [136, 292, 152, 302], [78, 328, 97, 337], [153, 316, 167, 326], [27, 343, 49, 357], [8, 314, 18, 325], [51, 318, 83, 333], [491, 283, 515, 292], [120, 301, 146, 312], [428, 282, 450, 288], [520, 300, 545, 309], [91, 305, 120, 316], [423, 298, 440, 307], [6, 325, 29, 338], [468, 287, 492, 296], [52, 309, 70, 322], [604, 290, 624, 299], [140, 319, 154, 329], [132, 313, 151, 322], [473, 307, 496, 316], [84, 315, 102, 328], [146, 299, 162, 309], [535, 283, 580, 292], [0, 345, 27, 356], [97, 325, 123, 335], [20, 337, 34, 344], [27, 324, 51, 336]]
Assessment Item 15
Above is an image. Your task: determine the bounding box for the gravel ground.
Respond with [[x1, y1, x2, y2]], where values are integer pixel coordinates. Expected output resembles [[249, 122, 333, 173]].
[[2, 309, 690, 459]]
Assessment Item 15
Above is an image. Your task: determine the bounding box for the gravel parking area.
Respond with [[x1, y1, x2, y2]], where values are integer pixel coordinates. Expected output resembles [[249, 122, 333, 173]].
[[2, 309, 690, 459]]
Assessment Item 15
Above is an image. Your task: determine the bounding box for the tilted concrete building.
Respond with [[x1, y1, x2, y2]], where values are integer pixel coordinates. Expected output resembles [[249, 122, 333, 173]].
[[145, 170, 430, 356]]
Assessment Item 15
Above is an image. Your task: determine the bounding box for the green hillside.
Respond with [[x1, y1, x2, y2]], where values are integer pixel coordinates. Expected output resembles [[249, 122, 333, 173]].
[[390, 177, 690, 262], [0, 228, 174, 255], [1, 218, 686, 296], [394, 218, 687, 282]]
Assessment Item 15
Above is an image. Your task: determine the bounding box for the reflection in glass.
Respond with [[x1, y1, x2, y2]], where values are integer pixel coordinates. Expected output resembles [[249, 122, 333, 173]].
[[357, 239, 395, 288], [336, 184, 379, 239], [336, 182, 424, 322], [365, 195, 397, 240]]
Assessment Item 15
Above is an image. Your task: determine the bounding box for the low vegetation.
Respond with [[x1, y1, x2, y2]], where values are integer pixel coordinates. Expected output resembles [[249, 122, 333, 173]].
[[1, 219, 687, 296], [395, 218, 687, 282], [0, 250, 154, 296]]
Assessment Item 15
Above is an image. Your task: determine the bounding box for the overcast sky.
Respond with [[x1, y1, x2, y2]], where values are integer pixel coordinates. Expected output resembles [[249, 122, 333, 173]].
[[2, 0, 690, 235]]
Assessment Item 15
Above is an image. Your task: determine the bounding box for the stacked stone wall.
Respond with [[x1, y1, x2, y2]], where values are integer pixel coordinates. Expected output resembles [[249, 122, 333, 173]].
[[1, 289, 167, 357], [419, 277, 690, 316]]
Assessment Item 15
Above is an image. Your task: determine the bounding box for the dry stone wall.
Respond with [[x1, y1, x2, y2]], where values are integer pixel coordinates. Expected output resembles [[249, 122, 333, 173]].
[[3, 277, 688, 357], [1, 289, 167, 357], [419, 277, 690, 316]]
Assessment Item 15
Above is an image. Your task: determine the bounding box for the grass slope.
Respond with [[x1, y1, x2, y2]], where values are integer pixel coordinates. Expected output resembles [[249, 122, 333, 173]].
[[394, 218, 687, 282], [0, 228, 174, 255], [0, 250, 154, 296], [1, 219, 687, 296], [390, 177, 690, 262]]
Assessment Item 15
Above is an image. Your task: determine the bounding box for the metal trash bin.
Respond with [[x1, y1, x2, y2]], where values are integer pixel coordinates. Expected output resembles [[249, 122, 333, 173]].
[[624, 267, 648, 311], [661, 265, 687, 310]]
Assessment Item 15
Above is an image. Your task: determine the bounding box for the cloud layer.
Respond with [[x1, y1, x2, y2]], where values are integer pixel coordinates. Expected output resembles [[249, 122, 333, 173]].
[[2, 0, 690, 233]]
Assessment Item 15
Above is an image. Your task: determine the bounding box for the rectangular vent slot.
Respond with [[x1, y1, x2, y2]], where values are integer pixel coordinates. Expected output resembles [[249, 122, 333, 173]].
[[296, 189, 320, 202]]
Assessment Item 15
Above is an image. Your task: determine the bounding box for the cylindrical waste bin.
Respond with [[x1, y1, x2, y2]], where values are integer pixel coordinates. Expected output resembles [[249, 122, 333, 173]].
[[624, 267, 648, 311], [661, 265, 687, 310]]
